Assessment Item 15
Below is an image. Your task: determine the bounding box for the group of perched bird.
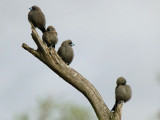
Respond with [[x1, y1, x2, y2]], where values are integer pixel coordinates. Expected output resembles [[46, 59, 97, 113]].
[[28, 5, 74, 65], [28, 6, 132, 111]]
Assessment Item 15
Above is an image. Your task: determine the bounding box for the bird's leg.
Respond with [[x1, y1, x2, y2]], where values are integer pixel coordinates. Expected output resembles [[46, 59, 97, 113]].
[[48, 46, 55, 55], [43, 41, 47, 46], [52, 44, 55, 49], [49, 46, 53, 50], [118, 100, 124, 104]]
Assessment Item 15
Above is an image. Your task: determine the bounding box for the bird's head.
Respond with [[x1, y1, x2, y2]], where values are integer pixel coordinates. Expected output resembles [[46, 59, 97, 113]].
[[116, 77, 127, 85], [47, 26, 56, 32], [29, 6, 41, 11], [62, 40, 75, 46]]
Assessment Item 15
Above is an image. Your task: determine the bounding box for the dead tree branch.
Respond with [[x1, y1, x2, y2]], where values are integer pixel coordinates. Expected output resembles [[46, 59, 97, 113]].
[[22, 24, 124, 120]]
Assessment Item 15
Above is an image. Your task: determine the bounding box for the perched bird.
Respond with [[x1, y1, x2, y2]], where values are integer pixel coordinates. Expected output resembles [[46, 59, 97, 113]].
[[58, 40, 74, 65], [42, 26, 58, 48], [111, 77, 132, 111], [28, 5, 46, 33]]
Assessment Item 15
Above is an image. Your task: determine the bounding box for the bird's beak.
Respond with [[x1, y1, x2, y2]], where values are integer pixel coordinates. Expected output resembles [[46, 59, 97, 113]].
[[29, 7, 32, 11], [71, 43, 75, 46]]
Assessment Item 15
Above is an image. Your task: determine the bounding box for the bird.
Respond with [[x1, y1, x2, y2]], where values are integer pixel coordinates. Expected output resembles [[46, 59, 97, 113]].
[[58, 40, 74, 65], [28, 5, 46, 33], [42, 26, 58, 48], [111, 77, 132, 111]]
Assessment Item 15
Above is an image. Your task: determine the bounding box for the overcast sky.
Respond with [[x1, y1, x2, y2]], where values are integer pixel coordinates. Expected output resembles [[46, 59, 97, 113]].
[[0, 0, 160, 120]]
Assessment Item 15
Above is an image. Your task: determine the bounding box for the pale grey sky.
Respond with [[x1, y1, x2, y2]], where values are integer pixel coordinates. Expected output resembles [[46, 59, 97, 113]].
[[0, 0, 160, 120]]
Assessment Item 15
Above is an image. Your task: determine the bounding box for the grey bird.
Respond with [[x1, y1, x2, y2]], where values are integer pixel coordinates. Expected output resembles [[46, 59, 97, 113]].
[[42, 26, 58, 48], [111, 77, 132, 111], [28, 6, 46, 33], [58, 40, 74, 65]]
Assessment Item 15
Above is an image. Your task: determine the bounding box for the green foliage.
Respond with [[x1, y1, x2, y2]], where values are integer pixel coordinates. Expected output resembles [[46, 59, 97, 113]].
[[157, 111, 160, 120], [14, 97, 94, 120], [14, 114, 29, 120], [59, 103, 91, 120]]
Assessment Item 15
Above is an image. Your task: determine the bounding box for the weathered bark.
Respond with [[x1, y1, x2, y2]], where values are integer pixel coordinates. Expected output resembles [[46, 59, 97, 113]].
[[110, 102, 123, 120], [22, 23, 123, 120]]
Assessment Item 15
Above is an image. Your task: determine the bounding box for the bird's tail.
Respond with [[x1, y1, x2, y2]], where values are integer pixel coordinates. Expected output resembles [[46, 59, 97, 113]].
[[40, 26, 46, 33], [52, 44, 55, 48], [111, 100, 118, 111]]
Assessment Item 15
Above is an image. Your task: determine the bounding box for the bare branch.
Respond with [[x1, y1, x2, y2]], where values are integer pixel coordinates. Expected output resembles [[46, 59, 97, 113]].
[[22, 43, 40, 58], [29, 22, 46, 52], [116, 102, 123, 119], [110, 102, 123, 120], [22, 24, 126, 120]]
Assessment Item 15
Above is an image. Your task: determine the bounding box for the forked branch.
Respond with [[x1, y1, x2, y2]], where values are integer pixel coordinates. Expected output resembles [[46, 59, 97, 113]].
[[22, 24, 124, 120]]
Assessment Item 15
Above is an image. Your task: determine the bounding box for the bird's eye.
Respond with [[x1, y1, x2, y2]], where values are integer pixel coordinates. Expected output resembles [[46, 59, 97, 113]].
[[49, 28, 52, 31], [31, 7, 36, 10]]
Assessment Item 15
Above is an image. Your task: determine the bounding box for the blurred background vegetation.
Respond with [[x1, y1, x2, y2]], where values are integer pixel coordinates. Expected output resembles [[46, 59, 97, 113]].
[[14, 96, 94, 120], [13, 76, 160, 120]]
